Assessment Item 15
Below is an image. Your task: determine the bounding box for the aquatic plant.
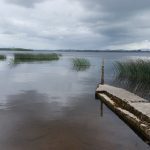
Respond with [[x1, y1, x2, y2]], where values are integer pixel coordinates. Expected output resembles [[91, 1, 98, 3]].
[[11, 48, 33, 51], [14, 53, 60, 63], [114, 59, 150, 83], [72, 58, 90, 71], [0, 55, 6, 60]]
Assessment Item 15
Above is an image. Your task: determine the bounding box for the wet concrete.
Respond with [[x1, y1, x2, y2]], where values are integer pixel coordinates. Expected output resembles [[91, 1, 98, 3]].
[[0, 91, 149, 150]]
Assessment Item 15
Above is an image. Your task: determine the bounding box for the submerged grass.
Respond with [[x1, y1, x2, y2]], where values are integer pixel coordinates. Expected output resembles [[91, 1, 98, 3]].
[[0, 55, 6, 60], [72, 58, 90, 71], [14, 53, 60, 63], [114, 59, 150, 83]]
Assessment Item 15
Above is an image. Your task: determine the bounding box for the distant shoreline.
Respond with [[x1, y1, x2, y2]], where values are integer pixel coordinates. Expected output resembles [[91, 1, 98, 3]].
[[0, 48, 150, 52], [0, 48, 33, 51]]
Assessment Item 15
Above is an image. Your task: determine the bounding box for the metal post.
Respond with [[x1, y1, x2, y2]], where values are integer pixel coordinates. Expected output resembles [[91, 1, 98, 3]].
[[101, 59, 104, 85]]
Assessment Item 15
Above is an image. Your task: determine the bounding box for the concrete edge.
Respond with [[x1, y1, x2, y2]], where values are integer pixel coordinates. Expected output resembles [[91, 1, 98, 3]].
[[95, 88, 150, 143], [97, 91, 150, 124]]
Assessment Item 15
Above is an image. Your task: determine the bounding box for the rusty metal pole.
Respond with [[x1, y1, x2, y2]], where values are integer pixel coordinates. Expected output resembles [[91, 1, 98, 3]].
[[101, 59, 104, 85]]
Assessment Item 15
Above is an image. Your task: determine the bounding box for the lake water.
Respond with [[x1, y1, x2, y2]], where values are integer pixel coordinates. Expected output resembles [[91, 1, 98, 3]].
[[0, 51, 149, 150]]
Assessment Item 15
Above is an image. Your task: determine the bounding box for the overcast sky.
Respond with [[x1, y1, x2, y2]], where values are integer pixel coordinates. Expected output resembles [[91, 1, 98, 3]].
[[0, 0, 150, 50]]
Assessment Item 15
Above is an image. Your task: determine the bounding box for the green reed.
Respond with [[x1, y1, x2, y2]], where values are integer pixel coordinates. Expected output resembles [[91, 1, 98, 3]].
[[114, 59, 150, 83], [0, 55, 6, 60], [14, 53, 60, 63], [72, 58, 90, 71]]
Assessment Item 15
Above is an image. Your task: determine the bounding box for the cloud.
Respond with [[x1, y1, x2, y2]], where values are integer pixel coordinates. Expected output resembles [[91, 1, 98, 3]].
[[77, 0, 150, 16], [75, 0, 150, 49], [5, 0, 46, 8], [109, 40, 150, 50], [0, 0, 150, 50]]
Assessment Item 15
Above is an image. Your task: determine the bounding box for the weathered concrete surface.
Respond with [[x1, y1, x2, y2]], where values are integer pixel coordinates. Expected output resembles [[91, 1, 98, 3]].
[[130, 103, 150, 119], [96, 84, 150, 143], [96, 84, 147, 103]]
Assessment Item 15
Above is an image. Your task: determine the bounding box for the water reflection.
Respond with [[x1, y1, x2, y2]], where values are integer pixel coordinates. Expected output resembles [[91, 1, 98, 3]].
[[0, 51, 149, 149], [100, 101, 104, 117], [72, 64, 90, 71], [0, 91, 149, 150], [6, 90, 65, 119]]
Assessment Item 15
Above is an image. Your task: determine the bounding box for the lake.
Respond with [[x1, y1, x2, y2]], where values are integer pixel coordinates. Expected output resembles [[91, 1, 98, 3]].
[[0, 51, 149, 150]]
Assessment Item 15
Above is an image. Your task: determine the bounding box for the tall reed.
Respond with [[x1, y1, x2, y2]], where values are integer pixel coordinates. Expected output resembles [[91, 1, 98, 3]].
[[0, 55, 6, 60], [114, 59, 150, 83], [14, 53, 60, 63], [72, 58, 90, 71]]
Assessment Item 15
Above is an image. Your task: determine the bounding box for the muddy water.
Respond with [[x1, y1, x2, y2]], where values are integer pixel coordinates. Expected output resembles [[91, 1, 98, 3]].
[[0, 51, 149, 150]]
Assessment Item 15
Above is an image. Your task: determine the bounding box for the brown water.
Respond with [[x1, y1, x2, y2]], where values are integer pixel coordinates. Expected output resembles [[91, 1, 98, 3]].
[[0, 51, 149, 149]]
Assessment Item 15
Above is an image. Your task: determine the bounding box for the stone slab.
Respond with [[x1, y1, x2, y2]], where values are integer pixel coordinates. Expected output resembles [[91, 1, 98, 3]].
[[96, 84, 147, 103], [130, 103, 150, 119], [96, 84, 150, 142]]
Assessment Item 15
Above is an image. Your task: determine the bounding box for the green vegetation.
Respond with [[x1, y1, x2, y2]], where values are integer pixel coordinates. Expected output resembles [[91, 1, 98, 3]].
[[14, 53, 60, 63], [0, 55, 6, 60], [114, 59, 150, 83], [0, 48, 33, 51], [72, 58, 90, 71], [11, 48, 33, 51]]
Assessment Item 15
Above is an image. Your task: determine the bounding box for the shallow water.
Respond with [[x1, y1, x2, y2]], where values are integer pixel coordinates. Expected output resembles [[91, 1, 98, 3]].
[[0, 51, 149, 149]]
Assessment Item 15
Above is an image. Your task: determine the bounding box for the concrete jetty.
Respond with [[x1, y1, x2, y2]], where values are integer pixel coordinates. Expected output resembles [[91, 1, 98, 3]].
[[95, 84, 150, 143]]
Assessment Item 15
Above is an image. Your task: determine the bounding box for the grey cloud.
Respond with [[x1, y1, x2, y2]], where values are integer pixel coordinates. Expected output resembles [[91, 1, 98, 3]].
[[77, 0, 150, 25], [78, 0, 150, 15], [1, 0, 150, 49], [75, 0, 150, 48], [5, 0, 46, 8]]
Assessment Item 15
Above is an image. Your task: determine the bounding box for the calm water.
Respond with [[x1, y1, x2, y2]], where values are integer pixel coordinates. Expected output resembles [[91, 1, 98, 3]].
[[0, 51, 149, 150]]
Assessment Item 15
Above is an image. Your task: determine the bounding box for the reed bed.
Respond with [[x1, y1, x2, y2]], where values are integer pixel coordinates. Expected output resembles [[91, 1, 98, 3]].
[[14, 53, 60, 63], [114, 59, 150, 83], [0, 55, 6, 60], [72, 58, 90, 71]]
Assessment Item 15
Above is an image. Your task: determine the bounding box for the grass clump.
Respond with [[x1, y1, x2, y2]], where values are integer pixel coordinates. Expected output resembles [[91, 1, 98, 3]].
[[72, 58, 90, 71], [11, 48, 33, 51], [114, 59, 150, 83], [0, 55, 6, 60], [14, 53, 60, 63]]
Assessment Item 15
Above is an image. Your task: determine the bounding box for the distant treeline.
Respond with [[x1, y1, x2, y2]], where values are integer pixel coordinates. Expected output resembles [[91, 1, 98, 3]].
[[54, 49, 149, 52], [0, 48, 149, 52], [0, 48, 33, 51]]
